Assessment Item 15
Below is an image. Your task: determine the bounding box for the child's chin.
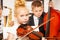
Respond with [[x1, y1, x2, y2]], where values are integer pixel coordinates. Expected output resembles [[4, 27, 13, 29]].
[[22, 23, 27, 24]]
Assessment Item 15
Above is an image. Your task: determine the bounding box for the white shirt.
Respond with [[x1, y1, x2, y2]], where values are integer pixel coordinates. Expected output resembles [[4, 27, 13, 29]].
[[31, 15, 39, 32], [3, 19, 20, 39], [33, 15, 39, 26]]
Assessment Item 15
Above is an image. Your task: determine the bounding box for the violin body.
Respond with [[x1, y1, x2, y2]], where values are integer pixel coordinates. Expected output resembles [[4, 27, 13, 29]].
[[28, 31, 43, 40], [17, 25, 43, 40], [44, 8, 60, 40]]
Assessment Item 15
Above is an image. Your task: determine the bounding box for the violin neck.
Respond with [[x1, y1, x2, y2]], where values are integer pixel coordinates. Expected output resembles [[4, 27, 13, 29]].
[[45, 0, 52, 37]]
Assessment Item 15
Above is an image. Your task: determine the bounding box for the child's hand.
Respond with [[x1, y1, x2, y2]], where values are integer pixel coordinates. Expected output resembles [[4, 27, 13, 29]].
[[17, 37, 30, 40], [42, 37, 47, 40], [49, 1, 54, 8], [9, 21, 14, 27]]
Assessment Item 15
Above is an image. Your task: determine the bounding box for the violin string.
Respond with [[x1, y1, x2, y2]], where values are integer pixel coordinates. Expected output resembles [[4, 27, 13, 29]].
[[21, 17, 55, 39]]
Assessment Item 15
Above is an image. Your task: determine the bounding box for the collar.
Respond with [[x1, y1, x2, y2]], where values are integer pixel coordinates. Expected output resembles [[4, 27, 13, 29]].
[[33, 15, 39, 20]]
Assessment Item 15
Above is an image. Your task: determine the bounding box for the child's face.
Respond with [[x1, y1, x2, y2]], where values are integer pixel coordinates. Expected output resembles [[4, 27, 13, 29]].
[[16, 7, 29, 24], [32, 6, 43, 17]]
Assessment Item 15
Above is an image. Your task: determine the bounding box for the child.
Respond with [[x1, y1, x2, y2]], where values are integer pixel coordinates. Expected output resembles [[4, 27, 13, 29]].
[[7, 6, 30, 40], [28, 0, 45, 36]]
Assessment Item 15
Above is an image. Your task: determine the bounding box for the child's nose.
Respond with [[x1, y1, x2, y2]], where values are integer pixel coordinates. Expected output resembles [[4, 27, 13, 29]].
[[24, 16, 28, 20]]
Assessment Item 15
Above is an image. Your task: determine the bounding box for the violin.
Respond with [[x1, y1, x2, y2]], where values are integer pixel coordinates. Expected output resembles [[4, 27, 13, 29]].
[[17, 24, 44, 40]]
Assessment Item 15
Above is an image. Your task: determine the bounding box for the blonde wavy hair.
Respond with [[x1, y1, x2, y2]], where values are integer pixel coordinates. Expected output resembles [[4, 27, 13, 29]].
[[14, 0, 27, 17], [15, 0, 26, 8]]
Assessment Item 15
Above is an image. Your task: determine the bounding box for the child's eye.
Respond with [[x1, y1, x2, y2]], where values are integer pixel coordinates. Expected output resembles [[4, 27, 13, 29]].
[[35, 10, 38, 12], [26, 14, 29, 16], [20, 15, 24, 17], [0, 8, 2, 10], [39, 10, 42, 12]]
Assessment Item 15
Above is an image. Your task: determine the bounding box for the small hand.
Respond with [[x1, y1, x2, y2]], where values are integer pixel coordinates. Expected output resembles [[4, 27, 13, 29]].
[[42, 37, 47, 40], [9, 21, 14, 26], [49, 1, 54, 8]]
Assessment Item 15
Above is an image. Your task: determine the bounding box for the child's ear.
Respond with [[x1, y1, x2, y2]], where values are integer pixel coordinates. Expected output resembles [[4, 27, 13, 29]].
[[31, 6, 34, 11], [41, 4, 43, 8], [31, 9, 33, 12], [41, 5, 44, 10]]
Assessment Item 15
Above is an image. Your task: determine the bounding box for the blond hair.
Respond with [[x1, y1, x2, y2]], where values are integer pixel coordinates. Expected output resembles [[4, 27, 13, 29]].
[[14, 0, 29, 17], [15, 0, 26, 8]]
